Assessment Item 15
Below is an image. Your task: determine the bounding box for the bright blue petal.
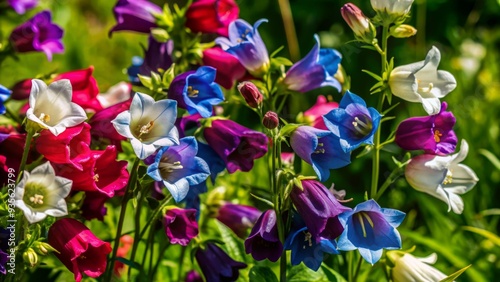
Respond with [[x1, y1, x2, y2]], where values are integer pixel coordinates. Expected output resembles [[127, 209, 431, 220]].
[[311, 134, 351, 181], [318, 48, 342, 76], [164, 177, 190, 202], [339, 91, 367, 109], [380, 208, 406, 228], [358, 248, 383, 265]]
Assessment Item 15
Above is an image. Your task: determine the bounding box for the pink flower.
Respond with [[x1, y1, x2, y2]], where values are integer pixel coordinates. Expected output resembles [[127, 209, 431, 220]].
[[96, 82, 132, 108], [164, 208, 199, 246], [202, 47, 246, 89], [185, 0, 239, 36], [48, 218, 111, 282], [54, 66, 102, 112], [301, 95, 338, 130], [88, 99, 132, 149]]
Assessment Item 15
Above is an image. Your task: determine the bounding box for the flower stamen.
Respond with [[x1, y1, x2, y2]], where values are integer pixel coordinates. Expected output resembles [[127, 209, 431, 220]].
[[434, 129, 442, 142], [137, 121, 154, 139], [187, 86, 199, 98], [39, 113, 50, 123], [93, 174, 99, 182], [29, 194, 44, 205], [352, 116, 372, 136], [159, 161, 184, 173], [443, 170, 453, 185], [303, 231, 313, 248], [314, 143, 325, 154]]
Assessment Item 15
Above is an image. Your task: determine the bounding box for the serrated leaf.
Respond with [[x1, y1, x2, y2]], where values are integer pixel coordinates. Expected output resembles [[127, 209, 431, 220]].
[[249, 266, 279, 282], [362, 69, 383, 81], [216, 221, 246, 262], [439, 265, 471, 282]]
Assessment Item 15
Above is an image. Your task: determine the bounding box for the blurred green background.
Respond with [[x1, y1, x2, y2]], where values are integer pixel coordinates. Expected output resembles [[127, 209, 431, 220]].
[[1, 0, 500, 281]]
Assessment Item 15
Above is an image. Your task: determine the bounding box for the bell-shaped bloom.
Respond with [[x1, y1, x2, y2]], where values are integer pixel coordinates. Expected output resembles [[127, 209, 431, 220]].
[[323, 91, 381, 153], [54, 66, 102, 112], [53, 146, 129, 198], [164, 208, 199, 246], [197, 142, 226, 182], [389, 46, 456, 115], [299, 95, 338, 130], [203, 119, 268, 173], [217, 203, 261, 238], [185, 0, 239, 36], [195, 243, 247, 282], [48, 218, 112, 282], [0, 132, 38, 187], [0, 85, 11, 115], [96, 82, 132, 108], [290, 126, 351, 181], [139, 37, 173, 76], [244, 209, 283, 262], [396, 102, 457, 155], [147, 137, 210, 202], [35, 123, 91, 170], [405, 139, 478, 214], [291, 180, 350, 241], [337, 199, 405, 264], [169, 67, 224, 118], [202, 46, 246, 89], [8, 0, 38, 14], [15, 162, 72, 223], [388, 252, 448, 282], [9, 11, 64, 61], [89, 99, 132, 149], [283, 35, 342, 93], [109, 0, 161, 35], [26, 79, 87, 136], [112, 92, 179, 159], [370, 0, 414, 17], [215, 19, 270, 77]]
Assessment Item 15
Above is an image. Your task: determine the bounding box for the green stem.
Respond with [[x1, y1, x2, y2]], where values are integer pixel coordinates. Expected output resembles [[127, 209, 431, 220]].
[[277, 0, 300, 61], [375, 166, 403, 200], [106, 157, 140, 281], [177, 246, 187, 281], [351, 256, 363, 282], [17, 129, 34, 183], [139, 195, 173, 240]]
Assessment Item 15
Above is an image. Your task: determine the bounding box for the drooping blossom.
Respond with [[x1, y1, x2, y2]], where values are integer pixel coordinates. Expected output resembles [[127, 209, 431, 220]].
[[244, 209, 283, 262], [195, 243, 247, 282], [290, 126, 351, 181], [290, 179, 350, 241], [15, 162, 72, 223], [147, 137, 210, 202], [217, 203, 262, 238], [48, 218, 111, 282], [0, 85, 11, 115], [202, 46, 246, 89], [203, 119, 268, 173], [96, 82, 132, 108], [395, 102, 457, 155], [112, 92, 179, 159], [185, 0, 239, 36], [298, 95, 338, 130], [109, 0, 162, 35], [405, 139, 478, 214], [169, 66, 224, 118], [54, 66, 102, 112], [7, 0, 38, 14], [323, 91, 381, 153], [139, 37, 174, 76], [283, 35, 342, 93], [337, 199, 405, 264], [26, 79, 87, 136], [389, 46, 456, 115], [9, 11, 64, 61], [215, 19, 270, 77], [164, 208, 199, 246], [387, 251, 448, 282]]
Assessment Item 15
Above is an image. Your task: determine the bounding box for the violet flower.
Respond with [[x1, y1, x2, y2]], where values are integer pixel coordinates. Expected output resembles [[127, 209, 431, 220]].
[[395, 102, 457, 155], [244, 209, 283, 262], [0, 85, 11, 115], [139, 36, 173, 76], [164, 208, 199, 246], [195, 243, 246, 282], [217, 203, 262, 238], [9, 11, 64, 61], [109, 0, 162, 35], [8, 0, 38, 14]]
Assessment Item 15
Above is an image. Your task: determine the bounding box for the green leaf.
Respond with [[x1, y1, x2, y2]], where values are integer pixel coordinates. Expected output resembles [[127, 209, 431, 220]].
[[146, 196, 160, 210], [439, 265, 471, 282], [280, 123, 300, 137], [288, 263, 330, 282], [249, 266, 279, 282], [462, 226, 500, 247], [215, 221, 246, 262], [321, 264, 347, 282], [362, 69, 383, 81], [270, 45, 285, 58], [271, 57, 293, 67], [116, 257, 143, 271], [478, 149, 500, 170], [138, 74, 153, 89]]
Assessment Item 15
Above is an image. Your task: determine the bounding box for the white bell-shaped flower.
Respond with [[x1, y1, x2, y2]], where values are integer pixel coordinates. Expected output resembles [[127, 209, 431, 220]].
[[391, 252, 448, 282]]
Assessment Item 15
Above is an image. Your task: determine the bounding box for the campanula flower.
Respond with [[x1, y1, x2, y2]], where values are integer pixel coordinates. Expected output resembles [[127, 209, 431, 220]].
[[389, 46, 456, 115], [109, 0, 162, 35], [395, 102, 457, 155], [197, 142, 226, 182], [290, 180, 350, 241], [323, 91, 381, 153], [9, 11, 64, 61], [0, 132, 38, 187], [96, 81, 132, 108], [48, 218, 112, 282], [298, 95, 338, 130], [7, 0, 38, 14], [370, 0, 414, 18], [80, 192, 110, 221], [290, 126, 351, 181], [0, 85, 11, 115], [337, 199, 405, 264], [245, 209, 283, 262], [185, 0, 239, 36], [26, 79, 87, 136], [195, 243, 247, 282], [203, 119, 268, 173], [405, 139, 478, 214], [341, 3, 377, 44], [15, 162, 72, 223], [164, 207, 199, 246], [202, 46, 246, 89], [283, 35, 342, 93], [54, 66, 102, 112], [112, 92, 179, 159], [147, 137, 210, 202], [169, 66, 225, 118], [388, 252, 448, 282], [215, 19, 270, 77], [139, 37, 173, 76], [89, 99, 131, 149], [217, 203, 262, 238]]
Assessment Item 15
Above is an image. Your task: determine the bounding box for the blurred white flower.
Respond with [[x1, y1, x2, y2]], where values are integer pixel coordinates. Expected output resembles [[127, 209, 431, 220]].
[[405, 139, 479, 214], [370, 0, 414, 17], [26, 79, 87, 136], [391, 252, 449, 282], [96, 81, 132, 108], [15, 162, 72, 223], [389, 46, 456, 115]]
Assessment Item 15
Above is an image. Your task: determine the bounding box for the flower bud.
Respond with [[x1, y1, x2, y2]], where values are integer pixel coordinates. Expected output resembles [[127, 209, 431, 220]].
[[341, 3, 376, 44], [263, 111, 279, 129], [23, 248, 38, 267], [390, 24, 417, 38], [10, 79, 32, 100], [237, 81, 263, 108], [33, 241, 58, 255]]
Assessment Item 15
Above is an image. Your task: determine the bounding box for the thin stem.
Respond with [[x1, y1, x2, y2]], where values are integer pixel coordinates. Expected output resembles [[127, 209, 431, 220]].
[[17, 129, 34, 183], [375, 166, 403, 200], [127, 183, 149, 279], [139, 195, 173, 240], [277, 0, 300, 61], [106, 157, 140, 281], [177, 246, 187, 281], [352, 256, 364, 282]]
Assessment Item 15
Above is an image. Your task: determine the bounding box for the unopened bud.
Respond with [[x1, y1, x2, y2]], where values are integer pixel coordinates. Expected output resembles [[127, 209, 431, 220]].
[[33, 241, 58, 255], [23, 248, 38, 267], [390, 24, 417, 38], [237, 81, 263, 108], [341, 3, 376, 44], [262, 111, 279, 129]]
